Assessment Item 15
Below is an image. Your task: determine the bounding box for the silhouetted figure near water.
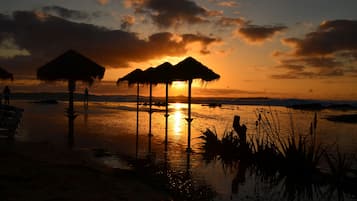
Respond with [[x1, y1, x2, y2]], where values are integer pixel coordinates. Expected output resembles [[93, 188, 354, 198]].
[[84, 87, 89, 109], [3, 85, 10, 105], [233, 115, 247, 144]]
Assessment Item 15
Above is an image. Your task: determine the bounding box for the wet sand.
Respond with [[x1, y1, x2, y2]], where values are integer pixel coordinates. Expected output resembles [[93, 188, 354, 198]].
[[0, 139, 171, 201]]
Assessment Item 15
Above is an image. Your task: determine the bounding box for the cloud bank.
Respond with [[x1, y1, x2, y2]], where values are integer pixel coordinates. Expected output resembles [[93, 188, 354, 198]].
[[124, 0, 213, 28], [0, 10, 220, 76], [272, 20, 357, 79]]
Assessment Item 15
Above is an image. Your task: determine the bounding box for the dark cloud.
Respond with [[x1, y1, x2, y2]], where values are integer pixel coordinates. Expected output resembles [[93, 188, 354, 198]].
[[276, 63, 305, 71], [272, 57, 345, 79], [271, 65, 347, 79], [280, 57, 341, 69], [181, 33, 220, 54], [42, 6, 88, 20], [125, 0, 213, 28], [337, 51, 357, 61], [301, 57, 341, 68], [346, 68, 357, 77], [237, 24, 287, 43], [271, 68, 345, 79], [0, 11, 220, 77], [283, 20, 357, 56], [271, 72, 315, 79], [41, 6, 103, 20], [273, 20, 357, 79]]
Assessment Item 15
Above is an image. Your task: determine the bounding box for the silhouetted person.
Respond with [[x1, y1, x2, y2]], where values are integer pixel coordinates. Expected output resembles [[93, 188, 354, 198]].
[[84, 87, 89, 109], [3, 85, 10, 105], [233, 115, 247, 143]]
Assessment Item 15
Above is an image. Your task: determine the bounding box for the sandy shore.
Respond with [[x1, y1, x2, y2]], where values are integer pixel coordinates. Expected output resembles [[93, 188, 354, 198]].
[[0, 139, 171, 201]]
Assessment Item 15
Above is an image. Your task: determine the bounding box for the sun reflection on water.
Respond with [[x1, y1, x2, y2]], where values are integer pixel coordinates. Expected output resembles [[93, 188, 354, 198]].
[[172, 103, 185, 136]]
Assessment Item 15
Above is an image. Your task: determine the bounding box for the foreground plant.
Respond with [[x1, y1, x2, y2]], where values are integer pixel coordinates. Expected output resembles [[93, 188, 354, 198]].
[[199, 110, 357, 200]]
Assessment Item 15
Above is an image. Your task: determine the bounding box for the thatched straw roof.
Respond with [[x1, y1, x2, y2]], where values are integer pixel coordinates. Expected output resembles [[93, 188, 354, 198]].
[[150, 62, 175, 84], [117, 66, 158, 85], [116, 68, 145, 86], [0, 67, 13, 81], [37, 50, 105, 84], [117, 57, 219, 87], [174, 57, 220, 82]]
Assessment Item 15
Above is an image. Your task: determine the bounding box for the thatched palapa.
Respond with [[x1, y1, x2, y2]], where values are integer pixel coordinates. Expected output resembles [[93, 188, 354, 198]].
[[37, 50, 105, 84], [37, 49, 105, 147], [174, 57, 220, 151], [117, 68, 145, 158], [0, 67, 13, 81]]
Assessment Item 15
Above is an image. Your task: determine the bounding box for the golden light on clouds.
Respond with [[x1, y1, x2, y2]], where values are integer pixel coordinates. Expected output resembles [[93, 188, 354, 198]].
[[34, 11, 48, 21], [97, 0, 110, 5]]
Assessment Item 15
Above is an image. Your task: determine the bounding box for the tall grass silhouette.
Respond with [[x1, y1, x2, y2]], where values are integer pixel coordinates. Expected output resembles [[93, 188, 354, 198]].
[[199, 109, 357, 201]]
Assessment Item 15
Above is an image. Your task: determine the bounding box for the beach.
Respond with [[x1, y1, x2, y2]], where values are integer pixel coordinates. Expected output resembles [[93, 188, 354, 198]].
[[0, 139, 171, 201]]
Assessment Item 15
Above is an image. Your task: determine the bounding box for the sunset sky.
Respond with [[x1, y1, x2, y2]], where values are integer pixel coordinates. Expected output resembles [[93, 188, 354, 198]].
[[1, 0, 357, 100]]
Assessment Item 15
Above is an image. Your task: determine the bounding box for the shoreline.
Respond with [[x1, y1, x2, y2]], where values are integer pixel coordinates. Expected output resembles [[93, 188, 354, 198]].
[[9, 93, 357, 108], [0, 139, 171, 201]]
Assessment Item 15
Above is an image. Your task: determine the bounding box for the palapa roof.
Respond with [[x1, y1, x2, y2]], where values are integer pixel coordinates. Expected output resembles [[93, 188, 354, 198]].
[[174, 57, 220, 82], [117, 57, 219, 87], [37, 49, 105, 84], [0, 67, 13, 81], [116, 68, 145, 86], [117, 66, 165, 86], [150, 62, 175, 84], [141, 67, 157, 84]]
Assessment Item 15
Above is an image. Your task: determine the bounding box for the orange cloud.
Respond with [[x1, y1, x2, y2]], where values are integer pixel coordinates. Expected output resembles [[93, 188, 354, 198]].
[[97, 0, 110, 5], [216, 17, 245, 27], [217, 1, 238, 7], [120, 15, 136, 30]]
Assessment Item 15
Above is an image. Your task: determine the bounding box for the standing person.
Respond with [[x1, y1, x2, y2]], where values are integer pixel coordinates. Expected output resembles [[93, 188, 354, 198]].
[[3, 85, 10, 105], [84, 87, 89, 109]]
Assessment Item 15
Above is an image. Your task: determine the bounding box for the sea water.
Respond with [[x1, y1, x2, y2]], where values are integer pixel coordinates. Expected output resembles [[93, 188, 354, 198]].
[[12, 100, 357, 201]]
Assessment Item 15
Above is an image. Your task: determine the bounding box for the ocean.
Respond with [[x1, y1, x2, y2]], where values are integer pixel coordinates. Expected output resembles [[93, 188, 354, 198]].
[[10, 96, 357, 201]]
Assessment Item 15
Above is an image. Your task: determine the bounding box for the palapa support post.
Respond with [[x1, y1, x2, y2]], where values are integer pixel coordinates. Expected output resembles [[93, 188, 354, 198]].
[[36, 50, 105, 149], [148, 83, 153, 154], [164, 82, 169, 152], [68, 79, 75, 116], [67, 79, 77, 148], [186, 151, 191, 173], [186, 79, 193, 152], [136, 83, 140, 159]]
